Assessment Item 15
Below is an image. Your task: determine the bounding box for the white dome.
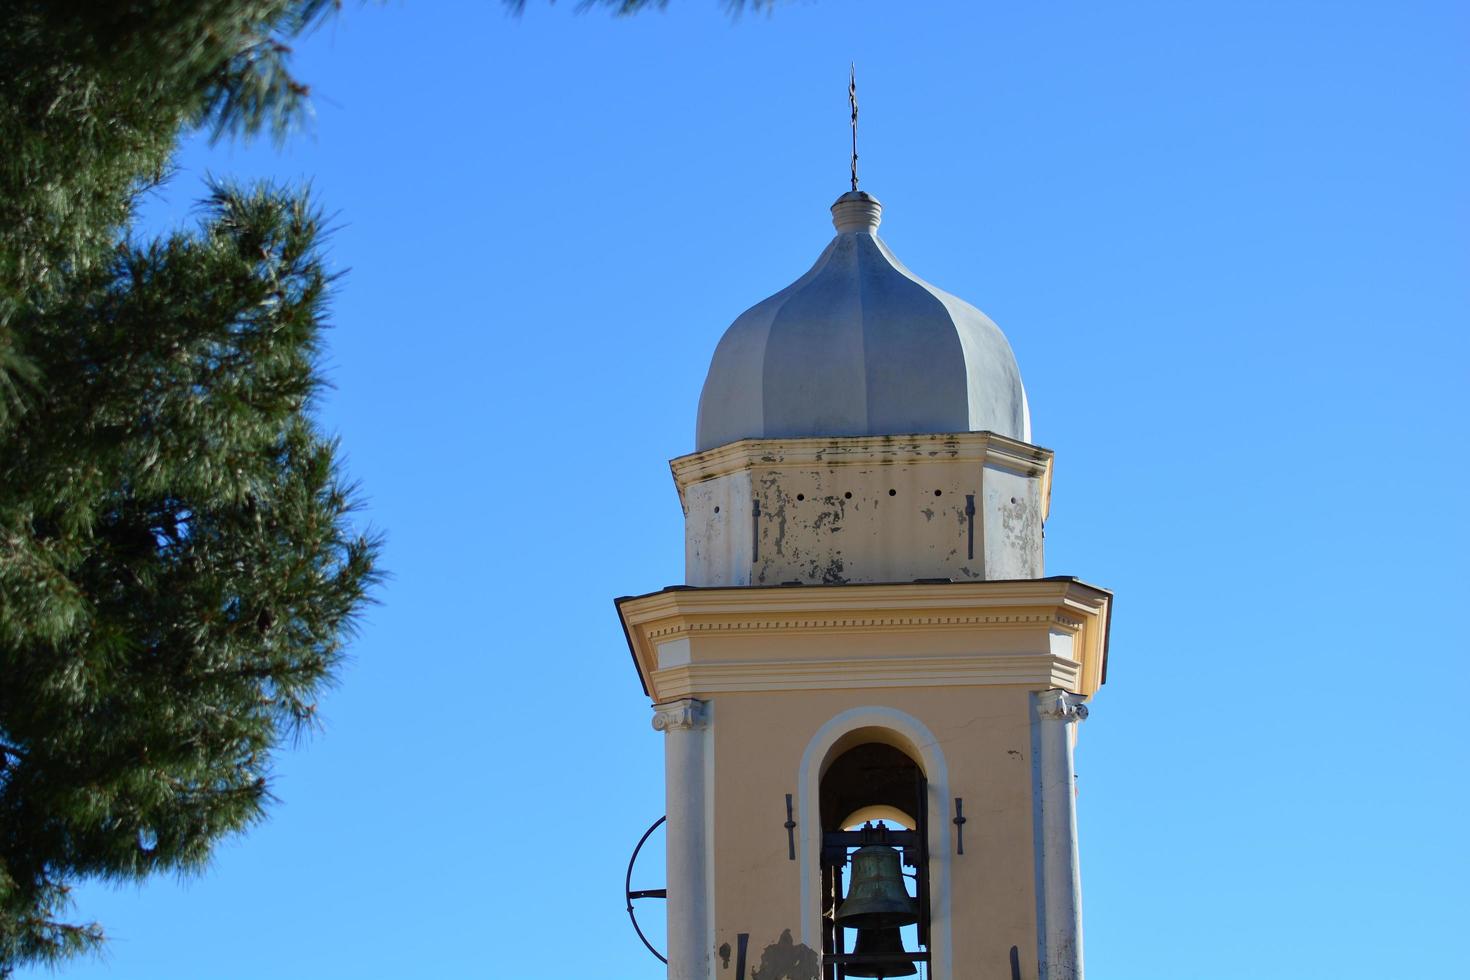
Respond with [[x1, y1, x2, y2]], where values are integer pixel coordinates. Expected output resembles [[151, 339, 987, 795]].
[[695, 191, 1031, 453]]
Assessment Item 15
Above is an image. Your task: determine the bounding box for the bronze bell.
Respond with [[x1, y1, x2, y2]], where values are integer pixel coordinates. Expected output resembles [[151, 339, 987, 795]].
[[844, 927, 918, 978], [834, 846, 918, 929]]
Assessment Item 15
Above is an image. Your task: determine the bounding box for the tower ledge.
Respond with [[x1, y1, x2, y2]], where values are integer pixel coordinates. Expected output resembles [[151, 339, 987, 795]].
[[616, 577, 1111, 702]]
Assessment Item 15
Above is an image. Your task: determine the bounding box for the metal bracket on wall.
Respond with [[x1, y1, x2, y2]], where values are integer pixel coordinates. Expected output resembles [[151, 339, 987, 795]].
[[752, 498, 761, 561], [785, 793, 797, 860], [965, 494, 976, 561], [953, 797, 967, 855]]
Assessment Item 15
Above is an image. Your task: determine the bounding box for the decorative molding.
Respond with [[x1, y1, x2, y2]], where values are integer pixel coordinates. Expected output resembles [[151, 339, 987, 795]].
[[651, 698, 710, 733], [670, 431, 1054, 495], [616, 579, 1112, 704], [1035, 689, 1090, 724], [645, 611, 1083, 641], [620, 579, 1110, 620], [652, 654, 1080, 698]]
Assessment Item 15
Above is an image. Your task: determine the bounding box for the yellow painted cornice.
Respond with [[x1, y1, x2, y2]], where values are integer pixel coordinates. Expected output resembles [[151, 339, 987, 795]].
[[615, 578, 1110, 702]]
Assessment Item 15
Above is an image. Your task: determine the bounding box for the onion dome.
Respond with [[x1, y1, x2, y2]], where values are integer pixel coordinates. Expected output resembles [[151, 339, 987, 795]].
[[695, 191, 1031, 452]]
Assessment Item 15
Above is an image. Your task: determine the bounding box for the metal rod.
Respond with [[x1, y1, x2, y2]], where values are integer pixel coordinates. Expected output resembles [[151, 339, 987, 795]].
[[917, 773, 931, 950], [785, 793, 798, 860], [849, 64, 859, 192], [752, 498, 761, 562], [624, 814, 668, 965], [965, 494, 976, 561]]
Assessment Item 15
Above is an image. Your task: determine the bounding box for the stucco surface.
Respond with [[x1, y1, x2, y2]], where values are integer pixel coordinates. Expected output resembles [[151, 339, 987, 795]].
[[707, 687, 1041, 980], [673, 433, 1051, 589]]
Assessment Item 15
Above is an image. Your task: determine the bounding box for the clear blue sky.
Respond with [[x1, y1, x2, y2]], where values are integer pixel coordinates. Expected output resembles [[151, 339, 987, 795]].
[[30, 1, 1469, 977]]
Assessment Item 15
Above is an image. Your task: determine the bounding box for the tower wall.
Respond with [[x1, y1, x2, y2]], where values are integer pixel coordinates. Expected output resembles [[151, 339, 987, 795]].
[[619, 580, 1110, 980], [706, 687, 1042, 980], [675, 433, 1052, 588]]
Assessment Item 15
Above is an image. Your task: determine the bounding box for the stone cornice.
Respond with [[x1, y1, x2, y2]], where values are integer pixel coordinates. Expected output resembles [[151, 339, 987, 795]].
[[620, 579, 1107, 626], [669, 431, 1054, 503], [616, 579, 1111, 703]]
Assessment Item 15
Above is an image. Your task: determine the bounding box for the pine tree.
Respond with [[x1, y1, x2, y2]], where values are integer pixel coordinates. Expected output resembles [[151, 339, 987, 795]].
[[0, 3, 379, 973]]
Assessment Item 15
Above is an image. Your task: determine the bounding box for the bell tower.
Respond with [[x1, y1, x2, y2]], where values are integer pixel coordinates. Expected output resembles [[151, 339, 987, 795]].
[[617, 190, 1112, 980]]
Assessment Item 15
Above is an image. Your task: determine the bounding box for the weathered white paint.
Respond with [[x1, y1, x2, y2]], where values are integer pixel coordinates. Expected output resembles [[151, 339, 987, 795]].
[[981, 463, 1047, 580], [653, 698, 713, 980], [680, 469, 753, 586], [796, 706, 953, 980], [695, 192, 1030, 452], [672, 432, 1051, 588], [1033, 690, 1088, 980]]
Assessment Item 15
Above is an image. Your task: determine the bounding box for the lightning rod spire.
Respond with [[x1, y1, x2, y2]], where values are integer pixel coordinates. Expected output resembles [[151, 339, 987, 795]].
[[849, 63, 859, 192]]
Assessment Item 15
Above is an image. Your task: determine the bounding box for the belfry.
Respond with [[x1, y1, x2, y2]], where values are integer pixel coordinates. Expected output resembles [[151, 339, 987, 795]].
[[616, 186, 1112, 980]]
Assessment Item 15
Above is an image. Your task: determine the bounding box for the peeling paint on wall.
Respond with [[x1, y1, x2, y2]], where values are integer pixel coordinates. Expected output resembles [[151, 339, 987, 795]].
[[677, 434, 1051, 587], [750, 929, 820, 980]]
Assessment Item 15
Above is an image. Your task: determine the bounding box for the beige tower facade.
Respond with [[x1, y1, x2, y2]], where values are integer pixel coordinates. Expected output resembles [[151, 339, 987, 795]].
[[617, 192, 1111, 980]]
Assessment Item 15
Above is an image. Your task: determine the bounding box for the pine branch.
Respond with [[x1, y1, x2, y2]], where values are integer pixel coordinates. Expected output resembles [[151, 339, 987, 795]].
[[0, 8, 379, 965]]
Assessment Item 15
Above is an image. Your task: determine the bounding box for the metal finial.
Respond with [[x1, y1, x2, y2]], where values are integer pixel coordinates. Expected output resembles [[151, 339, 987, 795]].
[[849, 63, 859, 192]]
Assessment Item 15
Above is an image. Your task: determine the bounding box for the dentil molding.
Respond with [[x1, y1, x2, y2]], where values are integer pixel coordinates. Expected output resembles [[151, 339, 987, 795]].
[[645, 611, 1084, 640]]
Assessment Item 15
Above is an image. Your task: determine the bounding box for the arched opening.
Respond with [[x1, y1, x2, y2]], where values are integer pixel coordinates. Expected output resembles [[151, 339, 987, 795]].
[[819, 739, 930, 979], [822, 741, 923, 833]]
